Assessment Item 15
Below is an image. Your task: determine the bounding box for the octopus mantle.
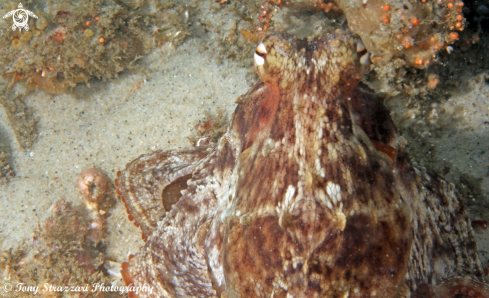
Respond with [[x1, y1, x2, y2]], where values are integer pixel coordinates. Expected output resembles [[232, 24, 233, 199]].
[[117, 31, 488, 298]]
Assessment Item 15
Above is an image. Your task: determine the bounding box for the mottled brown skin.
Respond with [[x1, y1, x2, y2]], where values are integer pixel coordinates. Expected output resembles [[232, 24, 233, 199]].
[[117, 31, 488, 298]]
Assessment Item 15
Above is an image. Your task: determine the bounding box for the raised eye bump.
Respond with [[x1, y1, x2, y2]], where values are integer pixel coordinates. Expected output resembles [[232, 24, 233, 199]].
[[254, 42, 267, 66], [360, 52, 370, 65], [356, 39, 366, 52]]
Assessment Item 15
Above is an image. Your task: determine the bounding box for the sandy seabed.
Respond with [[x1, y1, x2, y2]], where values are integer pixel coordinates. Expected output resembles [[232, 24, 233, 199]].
[[0, 39, 251, 260]]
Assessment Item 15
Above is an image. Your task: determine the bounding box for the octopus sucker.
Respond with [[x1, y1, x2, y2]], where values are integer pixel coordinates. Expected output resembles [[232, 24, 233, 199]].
[[433, 276, 489, 298], [117, 31, 488, 298]]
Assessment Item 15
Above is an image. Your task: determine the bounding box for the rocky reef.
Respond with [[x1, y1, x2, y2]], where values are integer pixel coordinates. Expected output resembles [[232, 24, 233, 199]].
[[0, 168, 119, 298], [0, 0, 190, 93]]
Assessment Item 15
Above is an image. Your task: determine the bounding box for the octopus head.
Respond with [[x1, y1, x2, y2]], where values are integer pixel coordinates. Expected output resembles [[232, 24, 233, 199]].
[[253, 31, 366, 89]]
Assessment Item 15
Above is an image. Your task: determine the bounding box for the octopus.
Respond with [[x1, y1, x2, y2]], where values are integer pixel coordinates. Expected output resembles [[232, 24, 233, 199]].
[[116, 31, 489, 297]]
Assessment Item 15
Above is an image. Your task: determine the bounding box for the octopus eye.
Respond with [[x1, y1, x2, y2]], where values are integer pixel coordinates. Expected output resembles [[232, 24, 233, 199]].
[[360, 52, 370, 65], [254, 42, 267, 66], [356, 38, 370, 65]]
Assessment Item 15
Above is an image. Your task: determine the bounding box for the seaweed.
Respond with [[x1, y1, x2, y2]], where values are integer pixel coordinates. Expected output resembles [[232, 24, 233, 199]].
[[0, 143, 15, 184], [0, 92, 38, 150], [189, 107, 229, 146], [0, 198, 121, 298]]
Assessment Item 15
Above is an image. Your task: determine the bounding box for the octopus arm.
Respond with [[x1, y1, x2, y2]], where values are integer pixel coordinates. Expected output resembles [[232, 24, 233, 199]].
[[118, 146, 212, 238], [127, 180, 222, 298], [397, 160, 486, 294]]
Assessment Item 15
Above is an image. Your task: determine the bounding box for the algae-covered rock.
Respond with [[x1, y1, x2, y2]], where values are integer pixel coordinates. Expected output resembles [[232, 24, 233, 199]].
[[0, 198, 118, 298], [1, 0, 190, 93]]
